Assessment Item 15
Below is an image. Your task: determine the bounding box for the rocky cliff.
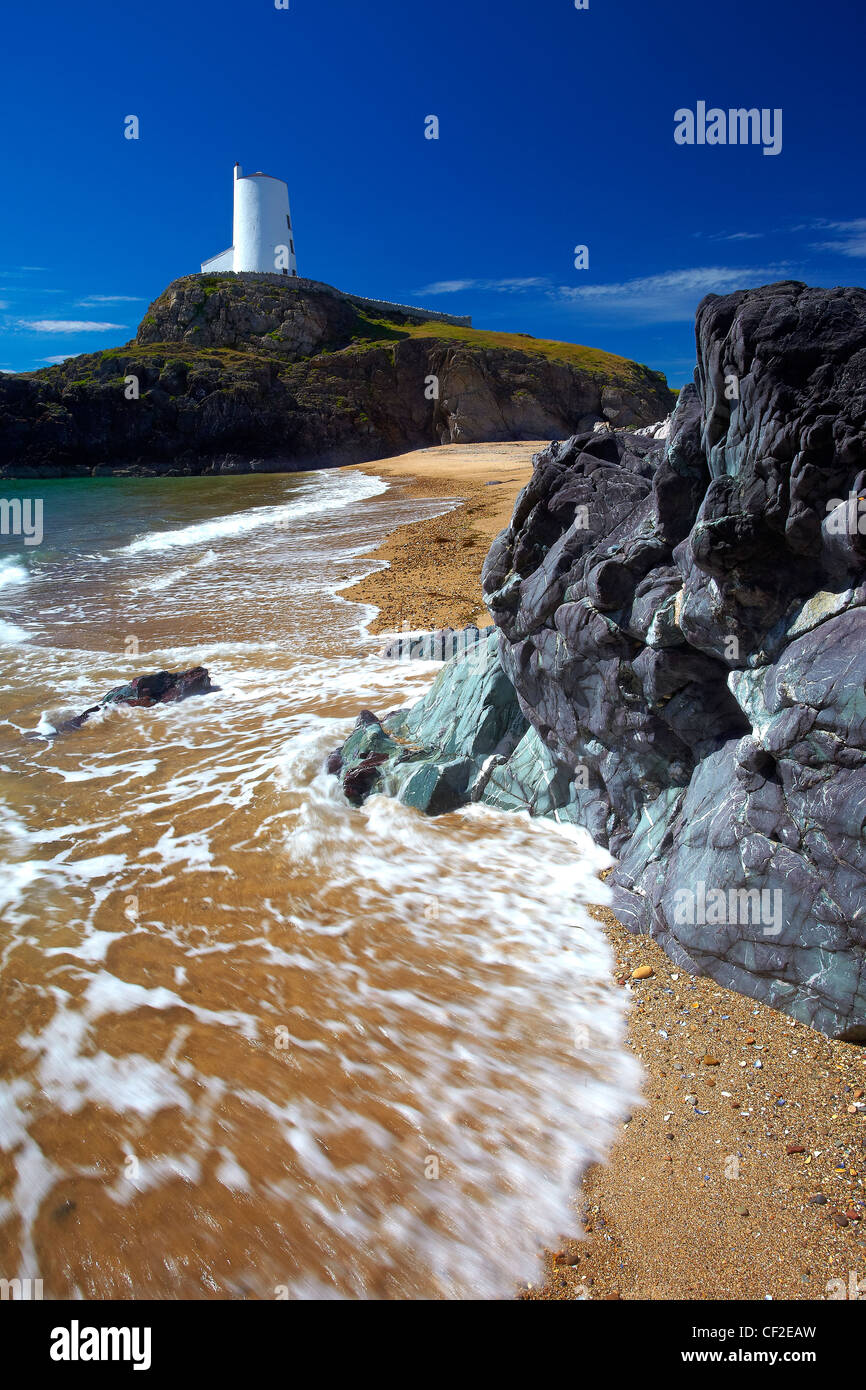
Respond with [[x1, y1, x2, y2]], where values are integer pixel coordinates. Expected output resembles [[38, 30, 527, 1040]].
[[0, 274, 675, 476], [333, 281, 866, 1040]]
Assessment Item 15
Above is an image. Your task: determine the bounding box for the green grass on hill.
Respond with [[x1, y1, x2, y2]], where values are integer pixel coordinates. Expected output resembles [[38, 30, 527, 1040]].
[[18, 297, 670, 395], [339, 311, 665, 387]]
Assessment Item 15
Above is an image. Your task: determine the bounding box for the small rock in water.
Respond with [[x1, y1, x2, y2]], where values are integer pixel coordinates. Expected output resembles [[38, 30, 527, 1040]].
[[42, 667, 216, 737]]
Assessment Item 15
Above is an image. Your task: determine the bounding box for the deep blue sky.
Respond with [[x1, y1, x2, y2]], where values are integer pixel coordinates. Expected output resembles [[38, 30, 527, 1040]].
[[1, 0, 863, 383]]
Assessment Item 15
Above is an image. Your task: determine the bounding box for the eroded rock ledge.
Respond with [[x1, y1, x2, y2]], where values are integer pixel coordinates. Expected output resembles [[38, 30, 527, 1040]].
[[334, 281, 866, 1039]]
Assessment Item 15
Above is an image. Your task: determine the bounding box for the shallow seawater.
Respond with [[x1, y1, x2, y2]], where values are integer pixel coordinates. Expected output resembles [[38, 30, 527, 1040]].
[[0, 465, 640, 1299]]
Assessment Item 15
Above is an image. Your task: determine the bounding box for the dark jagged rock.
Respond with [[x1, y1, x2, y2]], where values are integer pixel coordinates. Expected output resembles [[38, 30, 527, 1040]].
[[44, 667, 215, 735], [334, 282, 866, 1039], [0, 274, 675, 477], [100, 667, 215, 707], [485, 281, 866, 1038]]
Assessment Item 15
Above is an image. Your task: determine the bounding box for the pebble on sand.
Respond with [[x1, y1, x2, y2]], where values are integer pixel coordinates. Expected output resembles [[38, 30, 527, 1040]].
[[632, 966, 654, 980]]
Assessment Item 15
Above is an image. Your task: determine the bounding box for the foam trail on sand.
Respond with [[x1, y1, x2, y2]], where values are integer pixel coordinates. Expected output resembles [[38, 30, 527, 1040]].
[[0, 462, 639, 1299]]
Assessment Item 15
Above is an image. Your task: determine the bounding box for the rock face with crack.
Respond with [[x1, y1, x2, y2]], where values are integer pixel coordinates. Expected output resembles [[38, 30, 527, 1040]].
[[335, 282, 866, 1038]]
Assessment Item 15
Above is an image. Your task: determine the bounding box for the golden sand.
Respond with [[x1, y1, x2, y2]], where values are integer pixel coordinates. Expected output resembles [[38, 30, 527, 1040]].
[[343, 442, 866, 1301], [343, 442, 543, 632]]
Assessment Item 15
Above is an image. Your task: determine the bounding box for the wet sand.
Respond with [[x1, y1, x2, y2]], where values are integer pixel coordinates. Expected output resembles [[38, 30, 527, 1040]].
[[343, 442, 544, 631], [344, 442, 866, 1301], [0, 466, 630, 1300], [527, 903, 866, 1302]]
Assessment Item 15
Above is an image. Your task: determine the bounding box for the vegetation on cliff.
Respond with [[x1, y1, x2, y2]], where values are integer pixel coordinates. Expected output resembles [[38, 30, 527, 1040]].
[[0, 274, 675, 476]]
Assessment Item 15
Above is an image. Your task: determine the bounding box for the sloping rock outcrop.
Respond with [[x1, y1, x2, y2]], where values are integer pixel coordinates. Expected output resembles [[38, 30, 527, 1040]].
[[333, 630, 588, 819], [335, 281, 866, 1039], [0, 275, 674, 477], [328, 632, 527, 812]]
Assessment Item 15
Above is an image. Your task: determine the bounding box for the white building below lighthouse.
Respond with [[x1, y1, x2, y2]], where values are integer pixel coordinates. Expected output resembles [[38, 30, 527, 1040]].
[[201, 164, 298, 276]]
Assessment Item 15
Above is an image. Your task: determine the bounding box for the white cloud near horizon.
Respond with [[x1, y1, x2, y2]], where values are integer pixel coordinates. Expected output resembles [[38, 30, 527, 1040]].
[[40, 354, 75, 364], [77, 294, 145, 304], [16, 318, 127, 333], [560, 266, 797, 321], [420, 265, 794, 322]]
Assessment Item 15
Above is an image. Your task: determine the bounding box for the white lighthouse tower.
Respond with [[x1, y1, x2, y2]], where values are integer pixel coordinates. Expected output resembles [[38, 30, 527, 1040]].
[[201, 164, 298, 276]]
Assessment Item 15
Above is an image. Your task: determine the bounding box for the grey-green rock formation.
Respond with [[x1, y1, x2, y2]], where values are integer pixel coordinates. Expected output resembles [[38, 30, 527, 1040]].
[[334, 282, 866, 1041]]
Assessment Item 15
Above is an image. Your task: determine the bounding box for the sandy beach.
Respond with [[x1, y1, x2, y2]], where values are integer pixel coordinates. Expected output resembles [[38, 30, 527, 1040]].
[[343, 442, 543, 631], [347, 442, 866, 1302]]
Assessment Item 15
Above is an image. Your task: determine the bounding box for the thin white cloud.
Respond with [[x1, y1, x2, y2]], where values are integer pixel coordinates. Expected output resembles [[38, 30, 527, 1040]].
[[816, 237, 866, 257], [782, 216, 866, 256], [491, 277, 548, 290], [40, 354, 74, 364], [420, 276, 549, 295], [811, 219, 866, 258], [78, 294, 145, 304], [420, 279, 477, 295], [16, 319, 127, 333], [555, 266, 793, 321], [693, 230, 765, 241], [0, 266, 48, 274], [810, 218, 866, 232], [419, 267, 795, 322]]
